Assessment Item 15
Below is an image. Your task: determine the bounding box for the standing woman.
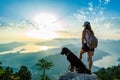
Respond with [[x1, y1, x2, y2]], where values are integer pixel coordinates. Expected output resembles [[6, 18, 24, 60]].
[[79, 21, 95, 72]]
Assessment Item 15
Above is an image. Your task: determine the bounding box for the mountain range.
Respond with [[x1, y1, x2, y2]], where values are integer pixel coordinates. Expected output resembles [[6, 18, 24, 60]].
[[0, 39, 120, 80]]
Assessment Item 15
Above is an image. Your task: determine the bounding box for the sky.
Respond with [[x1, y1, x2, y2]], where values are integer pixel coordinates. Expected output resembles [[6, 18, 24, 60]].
[[0, 0, 120, 42]]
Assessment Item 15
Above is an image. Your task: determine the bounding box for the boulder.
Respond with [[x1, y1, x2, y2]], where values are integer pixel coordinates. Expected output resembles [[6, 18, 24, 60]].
[[58, 72, 97, 80]]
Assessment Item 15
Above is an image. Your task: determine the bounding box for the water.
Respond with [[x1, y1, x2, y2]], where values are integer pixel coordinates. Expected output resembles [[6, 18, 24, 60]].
[[0, 40, 120, 70], [93, 54, 120, 68], [0, 43, 56, 54]]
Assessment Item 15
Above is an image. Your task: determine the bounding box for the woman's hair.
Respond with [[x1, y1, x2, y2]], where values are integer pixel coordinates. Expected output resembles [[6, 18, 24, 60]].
[[83, 25, 94, 35]]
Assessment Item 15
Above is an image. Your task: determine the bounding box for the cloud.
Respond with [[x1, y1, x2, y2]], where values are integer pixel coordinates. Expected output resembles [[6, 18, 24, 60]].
[[73, 0, 111, 22], [98, 0, 110, 4], [98, 0, 102, 3], [73, 0, 105, 23], [0, 22, 7, 27], [104, 0, 110, 4], [57, 30, 80, 38], [88, 2, 94, 11], [91, 17, 120, 40], [73, 0, 120, 40], [0, 17, 33, 31], [0, 17, 34, 41]]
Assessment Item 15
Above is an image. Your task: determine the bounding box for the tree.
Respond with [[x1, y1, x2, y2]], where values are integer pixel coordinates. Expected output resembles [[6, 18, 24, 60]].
[[0, 63, 19, 80], [0, 62, 5, 76], [4, 66, 14, 80], [0, 69, 5, 76], [0, 62, 32, 80], [35, 58, 54, 80], [96, 65, 120, 80], [17, 65, 32, 80]]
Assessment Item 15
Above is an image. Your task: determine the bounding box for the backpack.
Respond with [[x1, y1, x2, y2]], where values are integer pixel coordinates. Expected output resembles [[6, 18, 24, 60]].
[[85, 31, 98, 49]]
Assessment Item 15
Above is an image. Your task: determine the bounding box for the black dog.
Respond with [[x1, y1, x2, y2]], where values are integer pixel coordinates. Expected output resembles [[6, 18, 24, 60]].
[[61, 47, 91, 74]]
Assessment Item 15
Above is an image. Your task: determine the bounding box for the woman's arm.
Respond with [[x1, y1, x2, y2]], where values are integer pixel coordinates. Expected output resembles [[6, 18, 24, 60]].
[[82, 30, 85, 45]]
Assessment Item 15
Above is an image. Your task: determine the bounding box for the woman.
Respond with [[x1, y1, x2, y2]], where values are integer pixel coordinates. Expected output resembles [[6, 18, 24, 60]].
[[79, 21, 95, 72]]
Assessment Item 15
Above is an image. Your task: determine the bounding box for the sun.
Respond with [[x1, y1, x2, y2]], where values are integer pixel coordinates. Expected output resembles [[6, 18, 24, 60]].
[[25, 12, 63, 40]]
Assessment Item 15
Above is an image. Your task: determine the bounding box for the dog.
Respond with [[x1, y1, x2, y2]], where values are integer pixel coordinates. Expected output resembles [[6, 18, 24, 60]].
[[61, 47, 91, 74]]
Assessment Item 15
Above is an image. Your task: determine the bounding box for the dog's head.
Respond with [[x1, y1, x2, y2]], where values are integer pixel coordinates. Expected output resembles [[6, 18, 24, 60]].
[[61, 47, 70, 55]]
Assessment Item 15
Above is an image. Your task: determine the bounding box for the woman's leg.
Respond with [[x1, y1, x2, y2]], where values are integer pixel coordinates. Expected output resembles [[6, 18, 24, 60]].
[[87, 51, 94, 71], [79, 49, 86, 60]]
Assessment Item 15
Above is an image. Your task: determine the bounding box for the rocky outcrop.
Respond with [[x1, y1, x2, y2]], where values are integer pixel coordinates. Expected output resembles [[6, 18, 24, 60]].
[[58, 72, 97, 80]]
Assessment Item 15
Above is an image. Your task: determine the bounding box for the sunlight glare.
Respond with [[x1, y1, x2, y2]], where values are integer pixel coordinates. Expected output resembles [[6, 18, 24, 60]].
[[32, 13, 56, 24], [25, 12, 64, 40], [40, 46, 48, 51]]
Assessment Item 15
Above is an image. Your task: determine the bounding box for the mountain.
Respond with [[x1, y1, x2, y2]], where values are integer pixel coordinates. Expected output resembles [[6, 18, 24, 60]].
[[0, 42, 25, 52], [0, 43, 109, 80], [117, 58, 120, 63], [0, 39, 120, 79], [35, 38, 81, 47], [98, 40, 120, 54]]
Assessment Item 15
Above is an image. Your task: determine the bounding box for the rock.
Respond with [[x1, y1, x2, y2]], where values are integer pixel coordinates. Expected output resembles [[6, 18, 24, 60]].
[[58, 72, 97, 80]]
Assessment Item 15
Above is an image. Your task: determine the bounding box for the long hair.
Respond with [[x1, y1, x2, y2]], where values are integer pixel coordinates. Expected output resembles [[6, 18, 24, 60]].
[[83, 25, 94, 35]]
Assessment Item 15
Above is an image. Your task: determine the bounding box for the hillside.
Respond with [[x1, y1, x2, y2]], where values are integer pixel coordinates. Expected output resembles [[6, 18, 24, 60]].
[[0, 40, 120, 80], [96, 65, 120, 80]]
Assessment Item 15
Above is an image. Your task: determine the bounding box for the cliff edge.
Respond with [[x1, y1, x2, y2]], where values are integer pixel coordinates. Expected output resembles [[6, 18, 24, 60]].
[[58, 72, 97, 80]]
